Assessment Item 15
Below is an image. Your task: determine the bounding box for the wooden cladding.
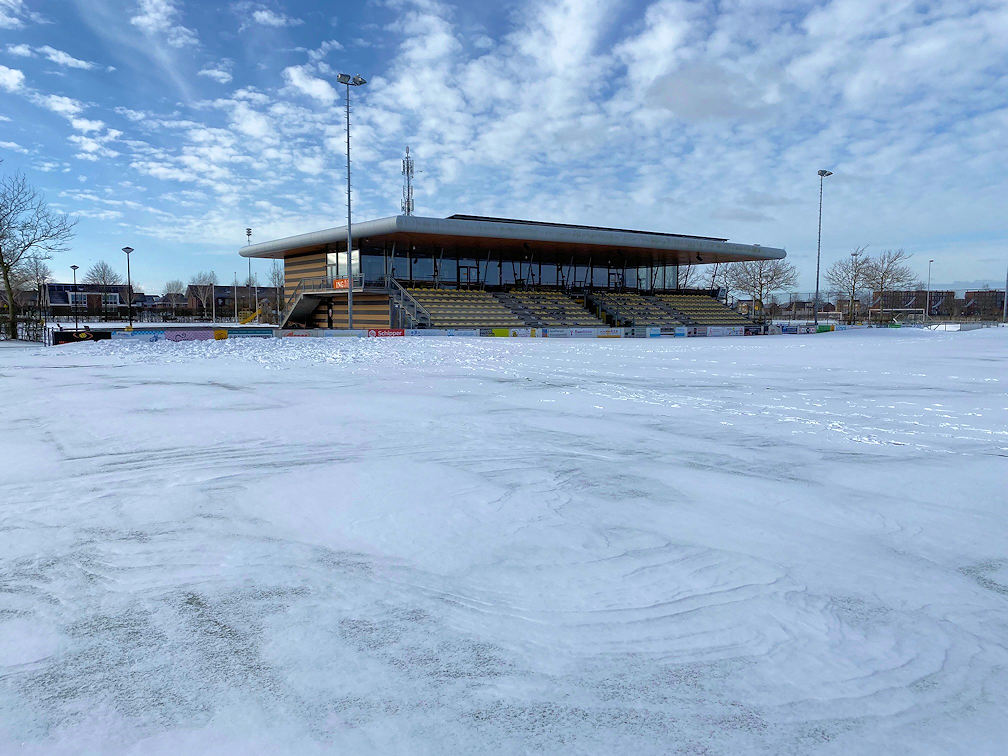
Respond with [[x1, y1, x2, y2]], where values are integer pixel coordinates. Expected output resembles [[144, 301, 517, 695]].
[[284, 251, 327, 299], [310, 294, 390, 329]]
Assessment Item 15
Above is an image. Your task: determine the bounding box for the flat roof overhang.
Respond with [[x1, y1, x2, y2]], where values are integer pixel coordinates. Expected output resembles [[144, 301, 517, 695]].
[[239, 215, 786, 267]]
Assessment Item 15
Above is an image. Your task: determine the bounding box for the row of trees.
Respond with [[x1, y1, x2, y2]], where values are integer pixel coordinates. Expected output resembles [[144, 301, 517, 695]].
[[677, 247, 920, 324], [824, 247, 917, 323], [181, 263, 284, 320]]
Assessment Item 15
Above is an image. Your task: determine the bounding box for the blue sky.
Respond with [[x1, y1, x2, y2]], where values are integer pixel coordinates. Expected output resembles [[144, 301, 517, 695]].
[[1, 0, 1006, 293]]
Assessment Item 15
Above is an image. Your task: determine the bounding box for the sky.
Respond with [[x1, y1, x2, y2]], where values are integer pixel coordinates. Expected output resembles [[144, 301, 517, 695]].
[[1, 0, 1006, 294]]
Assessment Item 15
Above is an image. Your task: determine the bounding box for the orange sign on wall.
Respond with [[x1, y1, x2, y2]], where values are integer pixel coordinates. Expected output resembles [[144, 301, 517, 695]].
[[331, 278, 350, 290]]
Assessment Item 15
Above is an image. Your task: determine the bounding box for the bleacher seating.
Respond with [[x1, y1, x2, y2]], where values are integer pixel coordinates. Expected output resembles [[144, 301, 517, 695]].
[[501, 290, 606, 328], [592, 291, 685, 327], [656, 294, 751, 326], [406, 287, 524, 328]]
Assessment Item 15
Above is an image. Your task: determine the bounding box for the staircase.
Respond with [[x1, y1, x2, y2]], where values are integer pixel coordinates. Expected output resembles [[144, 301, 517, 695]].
[[492, 291, 537, 326]]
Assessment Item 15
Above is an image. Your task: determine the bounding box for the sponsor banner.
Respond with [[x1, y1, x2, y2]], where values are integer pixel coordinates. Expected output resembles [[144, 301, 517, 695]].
[[509, 328, 532, 337], [724, 326, 744, 337], [674, 326, 688, 337], [404, 329, 481, 337], [479, 328, 494, 337], [324, 329, 368, 337], [165, 329, 215, 342], [227, 328, 273, 338], [214, 329, 228, 340], [781, 325, 799, 334], [367, 328, 405, 337], [816, 324, 835, 333], [491, 328, 512, 337], [112, 329, 165, 342], [596, 328, 624, 338], [281, 329, 315, 337], [647, 327, 661, 338], [331, 278, 350, 290], [707, 326, 726, 337]]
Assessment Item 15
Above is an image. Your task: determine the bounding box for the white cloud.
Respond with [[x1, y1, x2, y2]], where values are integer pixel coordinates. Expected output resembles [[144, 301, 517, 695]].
[[130, 0, 197, 47], [283, 65, 336, 104], [0, 0, 44, 28], [0, 63, 24, 91], [37, 45, 97, 70], [6, 43, 98, 69], [251, 8, 302, 28], [70, 117, 105, 132], [0, 139, 29, 153], [198, 67, 232, 84], [36, 93, 85, 117]]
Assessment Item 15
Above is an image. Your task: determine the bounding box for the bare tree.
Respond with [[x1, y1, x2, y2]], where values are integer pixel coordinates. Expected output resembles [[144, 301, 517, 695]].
[[0, 172, 77, 338], [189, 271, 217, 319], [84, 260, 123, 321], [269, 260, 284, 324], [163, 279, 184, 317], [725, 259, 799, 322], [865, 248, 915, 323], [676, 261, 701, 289], [825, 245, 871, 324], [704, 262, 729, 299]]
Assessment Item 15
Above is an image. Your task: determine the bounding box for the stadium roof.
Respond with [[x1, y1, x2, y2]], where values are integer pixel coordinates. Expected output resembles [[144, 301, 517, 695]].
[[239, 214, 786, 266]]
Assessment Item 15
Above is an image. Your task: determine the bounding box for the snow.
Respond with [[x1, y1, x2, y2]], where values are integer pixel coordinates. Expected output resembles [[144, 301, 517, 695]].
[[2, 329, 1007, 753]]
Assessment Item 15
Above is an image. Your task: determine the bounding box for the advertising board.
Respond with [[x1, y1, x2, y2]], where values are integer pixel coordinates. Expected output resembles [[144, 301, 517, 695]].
[[367, 328, 405, 337]]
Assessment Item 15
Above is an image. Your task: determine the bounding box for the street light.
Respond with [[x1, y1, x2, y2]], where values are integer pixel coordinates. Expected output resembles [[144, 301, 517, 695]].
[[246, 227, 253, 320], [122, 247, 134, 328], [849, 248, 860, 324], [337, 72, 367, 330], [814, 169, 833, 325], [926, 259, 934, 324], [70, 265, 79, 330]]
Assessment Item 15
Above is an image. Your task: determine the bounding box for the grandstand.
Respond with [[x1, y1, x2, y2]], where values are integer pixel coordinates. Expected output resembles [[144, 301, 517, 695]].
[[657, 293, 753, 326], [499, 290, 607, 328], [590, 291, 685, 328], [406, 287, 524, 329], [239, 214, 783, 330]]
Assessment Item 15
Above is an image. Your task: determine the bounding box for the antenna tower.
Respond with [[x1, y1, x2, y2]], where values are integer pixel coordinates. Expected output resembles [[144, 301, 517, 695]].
[[401, 146, 415, 215]]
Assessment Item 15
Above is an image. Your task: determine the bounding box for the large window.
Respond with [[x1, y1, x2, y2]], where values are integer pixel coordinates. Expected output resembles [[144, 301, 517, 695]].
[[326, 249, 359, 280]]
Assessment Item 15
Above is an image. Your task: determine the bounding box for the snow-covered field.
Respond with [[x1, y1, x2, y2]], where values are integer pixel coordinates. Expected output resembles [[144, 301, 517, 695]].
[[2, 330, 1006, 754]]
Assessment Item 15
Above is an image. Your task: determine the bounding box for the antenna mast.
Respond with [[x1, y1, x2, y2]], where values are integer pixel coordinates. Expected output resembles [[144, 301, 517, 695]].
[[401, 146, 415, 216]]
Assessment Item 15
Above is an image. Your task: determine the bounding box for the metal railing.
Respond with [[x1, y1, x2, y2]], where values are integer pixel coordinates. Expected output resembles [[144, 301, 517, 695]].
[[388, 278, 431, 328]]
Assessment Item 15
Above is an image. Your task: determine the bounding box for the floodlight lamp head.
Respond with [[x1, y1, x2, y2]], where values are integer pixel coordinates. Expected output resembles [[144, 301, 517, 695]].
[[122, 246, 133, 255], [71, 265, 79, 270], [351, 75, 367, 86], [336, 73, 351, 84], [818, 169, 833, 177]]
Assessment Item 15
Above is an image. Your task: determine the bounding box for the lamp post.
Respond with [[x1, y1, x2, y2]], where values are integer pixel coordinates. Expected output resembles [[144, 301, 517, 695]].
[[926, 259, 934, 324], [814, 169, 833, 324], [849, 249, 860, 324], [122, 246, 134, 328], [246, 227, 253, 320], [233, 272, 238, 323], [70, 265, 79, 330], [337, 72, 367, 330]]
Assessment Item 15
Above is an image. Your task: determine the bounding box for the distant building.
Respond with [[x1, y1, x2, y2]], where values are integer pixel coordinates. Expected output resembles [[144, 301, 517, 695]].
[[963, 289, 1005, 318], [871, 289, 955, 317], [185, 284, 279, 319], [44, 283, 138, 319]]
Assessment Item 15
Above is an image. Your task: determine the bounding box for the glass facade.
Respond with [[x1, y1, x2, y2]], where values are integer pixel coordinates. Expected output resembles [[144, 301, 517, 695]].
[[317, 244, 690, 292]]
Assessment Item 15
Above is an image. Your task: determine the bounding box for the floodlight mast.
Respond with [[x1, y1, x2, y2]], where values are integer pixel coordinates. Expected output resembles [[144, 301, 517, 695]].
[[814, 169, 833, 325], [338, 72, 367, 329]]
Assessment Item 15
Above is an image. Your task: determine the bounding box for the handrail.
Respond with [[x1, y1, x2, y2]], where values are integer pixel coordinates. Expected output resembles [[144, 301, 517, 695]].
[[280, 279, 306, 325], [388, 278, 431, 327]]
